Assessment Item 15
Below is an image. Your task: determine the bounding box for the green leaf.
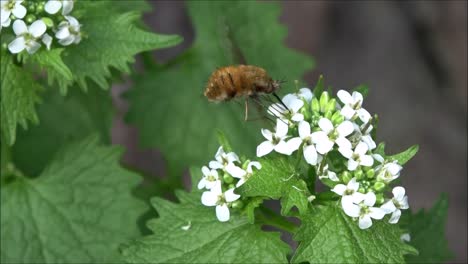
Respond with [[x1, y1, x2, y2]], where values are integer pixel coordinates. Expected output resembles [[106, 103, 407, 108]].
[[388, 145, 419, 165], [1, 137, 147, 263], [404, 194, 454, 263], [237, 156, 311, 216], [313, 74, 325, 97], [63, 1, 182, 89], [0, 52, 42, 145], [120, 186, 290, 263], [12, 85, 113, 176], [126, 0, 313, 179], [292, 203, 417, 263]]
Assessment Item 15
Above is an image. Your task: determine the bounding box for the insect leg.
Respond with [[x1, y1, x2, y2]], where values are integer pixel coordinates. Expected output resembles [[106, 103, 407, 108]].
[[244, 98, 249, 121]]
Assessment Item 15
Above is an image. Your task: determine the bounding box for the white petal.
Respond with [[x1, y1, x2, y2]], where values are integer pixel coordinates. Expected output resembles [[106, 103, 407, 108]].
[[347, 159, 359, 171], [7, 36, 25, 53], [358, 108, 371, 123], [298, 88, 312, 101], [337, 90, 353, 104], [65, 15, 80, 28], [256, 141, 274, 157], [400, 196, 409, 209], [311, 131, 328, 144], [303, 145, 318, 165], [247, 161, 261, 172], [225, 164, 246, 179], [338, 146, 353, 159], [355, 142, 369, 156], [331, 184, 346, 196], [12, 19, 27, 35], [202, 166, 210, 176], [261, 128, 273, 141], [224, 188, 240, 202], [392, 186, 406, 200], [363, 192, 376, 207], [209, 161, 223, 170], [369, 207, 386, 220], [340, 105, 356, 120], [318, 118, 334, 133], [298, 121, 311, 139], [29, 20, 46, 38], [274, 140, 294, 155], [197, 178, 207, 190], [201, 191, 218, 206], [235, 178, 246, 188], [205, 179, 219, 190], [328, 171, 339, 182], [214, 146, 224, 159], [342, 200, 360, 217], [288, 98, 304, 112], [373, 154, 384, 163], [351, 91, 363, 104], [55, 26, 70, 40], [315, 139, 334, 155], [216, 204, 230, 222], [359, 215, 373, 229], [275, 119, 289, 138], [42, 33, 52, 50], [61, 1, 74, 15], [362, 135, 376, 150], [287, 137, 302, 152], [337, 121, 354, 137], [387, 163, 402, 176], [1, 10, 11, 24], [291, 113, 304, 122], [389, 209, 402, 224], [347, 178, 359, 191], [360, 155, 374, 167], [26, 41, 41, 54], [226, 152, 239, 163], [352, 192, 366, 204], [381, 200, 397, 214], [282, 94, 299, 106], [12, 3, 26, 19], [44, 0, 61, 14], [336, 136, 352, 150], [267, 103, 284, 117], [401, 233, 411, 242]]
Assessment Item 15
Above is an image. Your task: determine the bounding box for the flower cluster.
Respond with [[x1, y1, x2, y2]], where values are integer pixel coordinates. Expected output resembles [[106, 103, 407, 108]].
[[258, 88, 410, 229], [198, 146, 262, 222], [1, 0, 81, 55]]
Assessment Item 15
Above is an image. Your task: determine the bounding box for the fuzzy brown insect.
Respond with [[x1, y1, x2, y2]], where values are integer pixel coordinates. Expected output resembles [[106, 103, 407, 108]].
[[204, 65, 285, 120]]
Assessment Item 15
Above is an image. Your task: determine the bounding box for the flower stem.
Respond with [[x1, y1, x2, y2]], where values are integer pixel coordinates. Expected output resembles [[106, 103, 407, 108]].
[[257, 205, 298, 234]]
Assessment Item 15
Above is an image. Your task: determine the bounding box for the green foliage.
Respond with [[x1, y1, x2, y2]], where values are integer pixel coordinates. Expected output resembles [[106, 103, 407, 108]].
[[292, 203, 417, 263], [0, 52, 42, 146], [404, 194, 454, 263], [237, 156, 311, 216], [120, 183, 290, 263], [125, 1, 314, 179], [388, 145, 419, 165], [12, 86, 113, 176], [1, 137, 147, 263]]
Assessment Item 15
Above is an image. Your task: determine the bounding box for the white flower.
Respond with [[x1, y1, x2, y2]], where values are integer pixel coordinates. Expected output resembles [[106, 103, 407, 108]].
[[337, 90, 371, 123], [339, 141, 374, 171], [235, 161, 261, 187], [351, 123, 376, 150], [44, 0, 74, 15], [287, 121, 320, 165], [332, 178, 365, 208], [381, 186, 409, 224], [257, 119, 295, 157], [267, 94, 304, 123], [8, 20, 47, 54], [55, 16, 81, 46], [209, 146, 239, 170], [400, 233, 411, 242], [310, 118, 354, 155], [201, 182, 240, 222], [1, 0, 26, 29], [318, 164, 339, 182], [294, 88, 313, 102], [374, 155, 402, 183], [197, 166, 220, 190], [343, 191, 386, 229]]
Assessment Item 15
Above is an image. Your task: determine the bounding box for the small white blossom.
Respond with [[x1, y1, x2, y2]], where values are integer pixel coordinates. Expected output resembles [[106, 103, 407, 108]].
[[373, 155, 402, 183], [55, 15, 81, 46], [44, 0, 74, 15], [201, 181, 240, 222], [257, 119, 295, 157], [294, 88, 313, 102], [311, 118, 354, 155], [8, 20, 47, 54], [339, 141, 374, 171], [337, 90, 371, 123], [1, 0, 26, 30], [197, 166, 220, 190], [288, 121, 320, 165], [351, 123, 376, 150], [235, 161, 261, 187], [343, 191, 386, 229], [381, 186, 409, 224], [400, 233, 411, 242], [332, 178, 365, 208], [268, 94, 304, 123], [209, 146, 239, 171], [318, 164, 339, 182]]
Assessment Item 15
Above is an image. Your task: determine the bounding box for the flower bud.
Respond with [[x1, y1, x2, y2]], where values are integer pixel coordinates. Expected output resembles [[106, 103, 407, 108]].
[[42, 17, 54, 28], [228, 184, 236, 190], [366, 169, 375, 179], [231, 200, 244, 209], [325, 98, 336, 112], [354, 169, 364, 180], [376, 193, 384, 205], [319, 91, 330, 113], [373, 181, 386, 192], [311, 97, 320, 113], [341, 171, 352, 183], [36, 3, 45, 13], [27, 2, 36, 12], [223, 174, 234, 184], [1, 43, 7, 50], [300, 103, 311, 120], [25, 14, 36, 24], [330, 111, 342, 125], [324, 110, 333, 120], [358, 187, 366, 193]]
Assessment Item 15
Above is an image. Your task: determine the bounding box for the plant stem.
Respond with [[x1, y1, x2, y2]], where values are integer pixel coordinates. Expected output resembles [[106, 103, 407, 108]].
[[257, 206, 298, 234]]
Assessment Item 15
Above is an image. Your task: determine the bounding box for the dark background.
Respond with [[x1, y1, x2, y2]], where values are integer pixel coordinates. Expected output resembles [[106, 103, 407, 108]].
[[111, 1, 467, 262]]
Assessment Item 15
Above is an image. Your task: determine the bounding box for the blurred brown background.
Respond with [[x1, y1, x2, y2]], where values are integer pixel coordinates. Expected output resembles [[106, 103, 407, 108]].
[[111, 1, 467, 262]]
